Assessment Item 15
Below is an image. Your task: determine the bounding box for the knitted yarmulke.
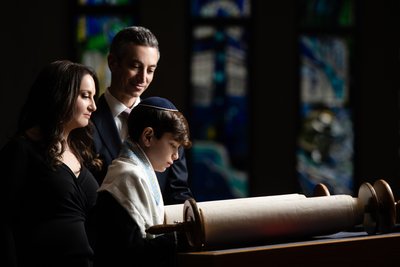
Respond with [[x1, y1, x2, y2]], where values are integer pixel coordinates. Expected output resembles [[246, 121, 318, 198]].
[[139, 96, 178, 111]]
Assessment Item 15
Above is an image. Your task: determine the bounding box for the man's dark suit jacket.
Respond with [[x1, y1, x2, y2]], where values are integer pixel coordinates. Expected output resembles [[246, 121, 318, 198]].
[[91, 94, 193, 204]]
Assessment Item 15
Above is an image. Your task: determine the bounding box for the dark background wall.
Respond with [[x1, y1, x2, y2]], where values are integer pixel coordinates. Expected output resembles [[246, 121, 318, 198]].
[[1, 0, 399, 198]]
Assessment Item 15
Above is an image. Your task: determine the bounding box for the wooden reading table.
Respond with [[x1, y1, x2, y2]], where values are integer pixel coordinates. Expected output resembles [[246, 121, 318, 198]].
[[177, 230, 400, 267]]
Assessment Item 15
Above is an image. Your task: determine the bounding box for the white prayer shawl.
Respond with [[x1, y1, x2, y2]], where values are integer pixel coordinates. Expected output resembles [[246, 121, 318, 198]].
[[98, 140, 164, 239]]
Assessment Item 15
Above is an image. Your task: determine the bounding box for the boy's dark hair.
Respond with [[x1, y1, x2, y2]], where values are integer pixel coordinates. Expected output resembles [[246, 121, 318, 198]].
[[127, 104, 191, 149]]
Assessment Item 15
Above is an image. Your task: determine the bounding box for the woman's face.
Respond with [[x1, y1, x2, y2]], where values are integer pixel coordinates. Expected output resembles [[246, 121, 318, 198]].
[[65, 74, 97, 132]]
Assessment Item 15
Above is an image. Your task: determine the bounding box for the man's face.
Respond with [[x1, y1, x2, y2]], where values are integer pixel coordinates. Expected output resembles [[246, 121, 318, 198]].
[[109, 44, 159, 100]]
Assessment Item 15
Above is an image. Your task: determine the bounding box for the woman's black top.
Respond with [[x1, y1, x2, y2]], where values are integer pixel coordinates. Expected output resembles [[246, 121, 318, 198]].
[[1, 136, 99, 267]]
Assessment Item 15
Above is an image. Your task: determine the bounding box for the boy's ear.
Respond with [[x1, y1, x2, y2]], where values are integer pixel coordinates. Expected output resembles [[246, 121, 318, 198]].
[[141, 127, 154, 147]]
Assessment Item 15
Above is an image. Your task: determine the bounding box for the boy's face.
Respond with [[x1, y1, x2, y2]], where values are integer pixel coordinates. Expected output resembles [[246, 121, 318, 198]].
[[144, 131, 180, 172]]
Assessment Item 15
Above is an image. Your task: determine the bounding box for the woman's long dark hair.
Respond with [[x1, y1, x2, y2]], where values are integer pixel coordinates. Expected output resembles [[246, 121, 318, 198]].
[[18, 60, 102, 170]]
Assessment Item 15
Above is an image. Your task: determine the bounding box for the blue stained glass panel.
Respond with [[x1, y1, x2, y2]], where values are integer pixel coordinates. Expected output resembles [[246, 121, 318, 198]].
[[298, 0, 354, 27], [190, 25, 249, 200], [78, 0, 135, 6], [191, 0, 251, 18], [297, 35, 353, 196]]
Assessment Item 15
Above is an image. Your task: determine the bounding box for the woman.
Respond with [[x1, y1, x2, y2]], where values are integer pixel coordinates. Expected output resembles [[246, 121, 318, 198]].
[[1, 60, 102, 267]]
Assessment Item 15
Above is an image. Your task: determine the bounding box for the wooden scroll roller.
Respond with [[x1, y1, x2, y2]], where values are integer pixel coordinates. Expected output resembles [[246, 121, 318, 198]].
[[147, 179, 397, 250], [313, 179, 397, 235]]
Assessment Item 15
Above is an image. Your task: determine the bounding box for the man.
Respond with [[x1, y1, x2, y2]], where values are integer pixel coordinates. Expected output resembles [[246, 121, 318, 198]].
[[91, 26, 193, 204]]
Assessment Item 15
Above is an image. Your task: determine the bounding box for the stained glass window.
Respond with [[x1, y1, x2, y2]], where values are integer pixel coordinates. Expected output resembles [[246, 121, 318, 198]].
[[297, 35, 353, 195], [296, 0, 355, 195], [191, 0, 251, 18], [78, 0, 135, 6], [189, 0, 252, 201], [75, 15, 135, 94], [73, 1, 138, 94]]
